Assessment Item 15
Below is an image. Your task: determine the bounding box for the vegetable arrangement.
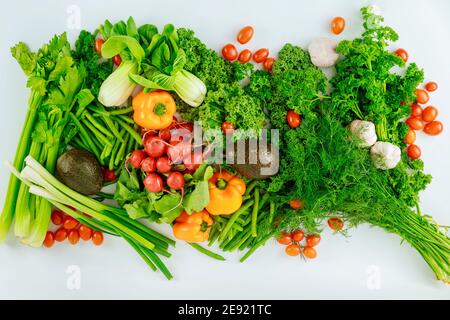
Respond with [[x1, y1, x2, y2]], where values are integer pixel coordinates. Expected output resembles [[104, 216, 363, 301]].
[[1, 6, 449, 283]]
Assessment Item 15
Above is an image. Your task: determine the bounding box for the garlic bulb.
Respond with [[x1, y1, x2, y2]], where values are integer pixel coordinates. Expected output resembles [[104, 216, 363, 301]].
[[349, 120, 377, 147], [370, 141, 401, 170], [308, 37, 340, 68]]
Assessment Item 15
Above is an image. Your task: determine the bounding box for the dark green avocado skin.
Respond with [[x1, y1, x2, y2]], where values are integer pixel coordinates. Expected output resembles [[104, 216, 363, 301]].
[[56, 148, 103, 195]]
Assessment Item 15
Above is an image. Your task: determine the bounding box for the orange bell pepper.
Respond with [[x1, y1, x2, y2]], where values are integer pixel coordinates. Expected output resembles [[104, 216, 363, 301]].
[[172, 210, 213, 243], [132, 90, 176, 130], [206, 170, 246, 215]]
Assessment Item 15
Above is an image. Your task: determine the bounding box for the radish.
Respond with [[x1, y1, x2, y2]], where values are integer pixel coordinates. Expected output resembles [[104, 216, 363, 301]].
[[156, 157, 172, 173], [167, 142, 192, 164], [144, 173, 164, 193], [144, 136, 167, 158], [141, 157, 157, 173], [167, 172, 185, 190], [128, 150, 147, 169]]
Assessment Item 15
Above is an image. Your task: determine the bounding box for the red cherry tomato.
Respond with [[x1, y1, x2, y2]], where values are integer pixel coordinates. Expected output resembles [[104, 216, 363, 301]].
[[285, 244, 301, 256], [141, 157, 157, 173], [415, 89, 430, 104], [277, 232, 292, 245], [94, 38, 104, 53], [156, 156, 172, 173], [394, 48, 408, 63], [43, 231, 55, 248], [102, 168, 117, 181], [289, 198, 305, 209], [128, 150, 147, 169], [222, 44, 238, 61], [221, 121, 235, 134], [113, 55, 122, 66], [79, 225, 93, 241], [327, 218, 344, 231], [263, 57, 275, 71], [331, 17, 345, 35], [287, 110, 301, 128], [303, 246, 317, 259], [238, 49, 252, 64], [237, 26, 254, 44], [63, 216, 78, 230], [407, 144, 421, 160], [92, 231, 104, 246], [51, 209, 64, 226], [406, 117, 424, 131], [306, 234, 321, 247], [55, 227, 68, 242], [421, 106, 438, 123], [253, 48, 269, 63], [423, 121, 443, 136], [68, 230, 80, 245], [404, 129, 416, 145], [291, 230, 304, 242], [144, 173, 164, 193], [410, 104, 423, 117], [167, 171, 185, 190], [424, 81, 438, 92]]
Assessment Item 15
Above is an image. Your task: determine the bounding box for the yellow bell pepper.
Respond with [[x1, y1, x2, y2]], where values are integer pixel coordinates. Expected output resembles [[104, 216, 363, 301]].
[[132, 90, 176, 130], [206, 170, 246, 215], [172, 210, 213, 243]]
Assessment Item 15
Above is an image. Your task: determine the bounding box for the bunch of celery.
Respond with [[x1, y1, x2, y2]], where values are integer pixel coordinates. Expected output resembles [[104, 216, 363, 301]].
[[8, 156, 174, 279], [0, 34, 93, 246]]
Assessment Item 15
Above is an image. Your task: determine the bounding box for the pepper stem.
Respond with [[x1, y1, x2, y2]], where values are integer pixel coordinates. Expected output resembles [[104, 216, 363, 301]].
[[216, 179, 227, 190], [200, 222, 208, 232], [154, 103, 167, 116]]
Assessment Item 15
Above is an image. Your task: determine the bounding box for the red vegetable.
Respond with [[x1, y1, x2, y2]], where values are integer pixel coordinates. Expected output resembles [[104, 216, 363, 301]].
[[159, 128, 172, 142], [423, 121, 443, 136], [406, 117, 424, 131], [141, 157, 157, 173], [63, 216, 78, 230], [237, 26, 254, 44], [306, 234, 321, 247], [410, 104, 423, 117], [167, 172, 185, 190], [425, 81, 438, 92], [222, 44, 238, 61], [144, 136, 167, 158], [415, 88, 430, 104], [238, 49, 252, 63], [421, 106, 438, 123], [253, 48, 269, 63], [276, 232, 292, 245], [144, 173, 164, 193], [94, 38, 104, 53], [291, 230, 304, 242], [68, 230, 80, 245], [43, 231, 55, 248], [183, 151, 203, 171], [55, 228, 68, 242], [79, 225, 93, 241], [327, 218, 344, 231], [156, 156, 172, 173], [331, 17, 345, 35], [92, 231, 104, 246], [287, 110, 301, 128], [113, 55, 122, 66], [221, 121, 235, 134], [128, 150, 147, 169], [263, 58, 275, 71], [102, 168, 117, 181], [51, 209, 64, 226], [394, 48, 408, 63], [407, 144, 421, 160]]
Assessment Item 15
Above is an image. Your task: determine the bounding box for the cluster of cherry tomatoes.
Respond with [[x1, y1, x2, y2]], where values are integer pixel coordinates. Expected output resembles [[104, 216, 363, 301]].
[[128, 119, 202, 193], [277, 230, 321, 259], [395, 48, 443, 160], [44, 209, 104, 248], [221, 26, 275, 71]]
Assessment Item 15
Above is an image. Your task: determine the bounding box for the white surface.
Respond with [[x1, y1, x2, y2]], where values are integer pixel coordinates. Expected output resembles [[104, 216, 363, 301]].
[[0, 0, 449, 300]]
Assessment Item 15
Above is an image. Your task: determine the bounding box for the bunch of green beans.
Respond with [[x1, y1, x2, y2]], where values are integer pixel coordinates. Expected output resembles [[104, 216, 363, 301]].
[[69, 104, 142, 172], [208, 183, 276, 262]]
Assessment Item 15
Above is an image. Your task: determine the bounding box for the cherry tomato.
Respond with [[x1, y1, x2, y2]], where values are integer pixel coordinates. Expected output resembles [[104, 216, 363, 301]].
[[306, 234, 321, 247], [159, 128, 172, 142], [263, 57, 275, 71], [291, 230, 304, 242], [144, 173, 164, 193], [421, 106, 438, 123], [92, 231, 104, 246], [303, 246, 317, 259], [331, 16, 345, 35], [327, 218, 344, 231], [144, 136, 167, 158], [55, 227, 68, 242], [43, 231, 55, 248], [253, 48, 269, 63], [423, 121, 443, 136], [156, 156, 172, 173], [113, 55, 122, 66], [415, 89, 429, 104], [167, 171, 185, 190], [425, 81, 438, 92], [237, 26, 254, 44], [276, 232, 292, 245], [285, 244, 301, 256], [407, 144, 421, 160], [63, 216, 78, 230], [222, 44, 238, 61], [79, 225, 93, 241], [287, 110, 301, 128], [289, 199, 304, 210], [68, 230, 80, 245], [51, 209, 64, 226], [406, 117, 424, 131], [410, 104, 423, 117], [221, 121, 235, 134], [141, 157, 157, 173], [238, 49, 252, 64], [128, 150, 147, 169], [394, 48, 408, 63], [102, 168, 117, 181], [404, 129, 416, 145], [94, 38, 104, 53]]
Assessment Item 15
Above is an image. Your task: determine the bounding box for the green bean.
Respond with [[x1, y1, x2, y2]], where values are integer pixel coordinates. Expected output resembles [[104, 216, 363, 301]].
[[82, 118, 112, 147], [251, 188, 260, 237], [69, 113, 101, 157], [269, 201, 275, 224], [218, 200, 254, 242], [102, 115, 124, 143], [116, 117, 142, 144], [109, 107, 133, 116], [189, 243, 226, 261], [109, 129, 125, 170], [115, 134, 130, 167], [84, 112, 114, 138], [118, 114, 135, 124], [244, 180, 258, 196]]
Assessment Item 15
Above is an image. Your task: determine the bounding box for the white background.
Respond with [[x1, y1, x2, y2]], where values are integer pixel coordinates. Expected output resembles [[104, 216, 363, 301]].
[[0, 0, 449, 299]]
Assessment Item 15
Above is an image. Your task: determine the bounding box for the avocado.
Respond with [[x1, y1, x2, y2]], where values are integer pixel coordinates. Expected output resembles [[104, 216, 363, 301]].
[[226, 139, 279, 180], [56, 148, 103, 195]]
